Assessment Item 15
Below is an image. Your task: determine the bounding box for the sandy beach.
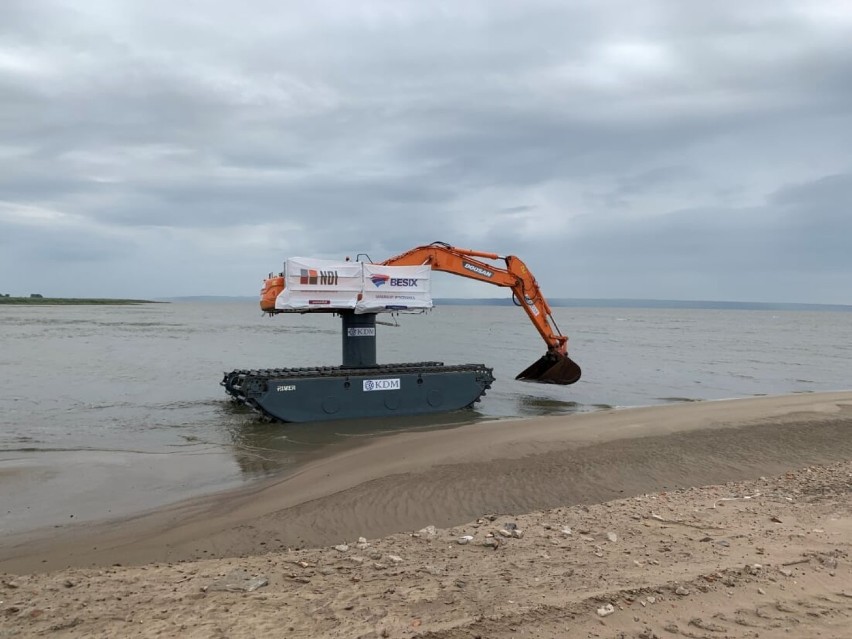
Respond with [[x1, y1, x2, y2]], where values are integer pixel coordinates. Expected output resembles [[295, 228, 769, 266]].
[[2, 391, 851, 638]]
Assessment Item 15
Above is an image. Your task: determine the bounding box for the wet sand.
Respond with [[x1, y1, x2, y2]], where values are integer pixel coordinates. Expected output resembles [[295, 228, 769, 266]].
[[1, 391, 851, 638], [2, 391, 851, 576]]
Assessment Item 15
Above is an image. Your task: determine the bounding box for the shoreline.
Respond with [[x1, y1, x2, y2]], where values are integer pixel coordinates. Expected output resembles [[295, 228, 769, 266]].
[[2, 461, 851, 637], [2, 390, 850, 576], [0, 297, 162, 305]]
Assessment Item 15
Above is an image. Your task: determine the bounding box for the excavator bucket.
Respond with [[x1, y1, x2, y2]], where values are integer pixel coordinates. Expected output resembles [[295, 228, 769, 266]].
[[516, 352, 582, 385]]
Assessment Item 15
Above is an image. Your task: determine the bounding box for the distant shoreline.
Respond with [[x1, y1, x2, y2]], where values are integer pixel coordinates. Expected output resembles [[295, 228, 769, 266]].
[[435, 297, 852, 312], [3, 295, 848, 311], [161, 295, 852, 312], [0, 297, 163, 305]]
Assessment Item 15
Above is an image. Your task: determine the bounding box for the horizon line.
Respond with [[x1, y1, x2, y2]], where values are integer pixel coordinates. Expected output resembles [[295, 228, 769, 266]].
[[155, 295, 852, 310]]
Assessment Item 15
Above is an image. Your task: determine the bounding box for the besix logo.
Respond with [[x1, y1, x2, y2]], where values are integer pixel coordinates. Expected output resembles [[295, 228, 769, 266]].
[[370, 274, 390, 287], [370, 274, 418, 288]]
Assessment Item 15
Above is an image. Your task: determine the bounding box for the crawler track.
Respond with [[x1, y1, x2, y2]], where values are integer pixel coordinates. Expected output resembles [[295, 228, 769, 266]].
[[222, 362, 494, 423]]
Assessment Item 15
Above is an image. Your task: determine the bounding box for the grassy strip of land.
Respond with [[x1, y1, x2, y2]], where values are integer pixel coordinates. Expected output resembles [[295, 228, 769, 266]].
[[0, 297, 162, 305]]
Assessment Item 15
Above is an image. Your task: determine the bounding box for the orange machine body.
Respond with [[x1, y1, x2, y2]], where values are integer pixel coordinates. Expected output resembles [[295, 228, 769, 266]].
[[257, 242, 580, 384]]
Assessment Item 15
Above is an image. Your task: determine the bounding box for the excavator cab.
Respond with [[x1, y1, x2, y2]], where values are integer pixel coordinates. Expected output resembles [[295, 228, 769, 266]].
[[516, 351, 582, 385]]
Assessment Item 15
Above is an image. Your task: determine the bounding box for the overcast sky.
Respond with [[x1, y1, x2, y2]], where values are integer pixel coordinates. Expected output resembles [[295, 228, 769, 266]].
[[2, 0, 851, 302]]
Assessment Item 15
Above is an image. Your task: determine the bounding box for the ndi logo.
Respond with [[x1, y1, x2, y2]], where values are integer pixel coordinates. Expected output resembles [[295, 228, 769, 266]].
[[362, 378, 401, 392], [370, 274, 390, 287], [300, 269, 339, 285]]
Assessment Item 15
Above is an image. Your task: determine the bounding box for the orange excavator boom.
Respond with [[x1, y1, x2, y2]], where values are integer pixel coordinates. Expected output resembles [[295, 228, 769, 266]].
[[381, 242, 581, 385]]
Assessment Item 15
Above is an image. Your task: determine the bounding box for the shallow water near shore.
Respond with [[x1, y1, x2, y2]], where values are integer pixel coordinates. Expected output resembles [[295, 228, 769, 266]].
[[1, 302, 851, 535]]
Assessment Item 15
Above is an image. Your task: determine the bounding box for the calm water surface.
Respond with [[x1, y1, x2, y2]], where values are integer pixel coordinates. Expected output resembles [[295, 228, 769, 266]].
[[1, 302, 850, 534]]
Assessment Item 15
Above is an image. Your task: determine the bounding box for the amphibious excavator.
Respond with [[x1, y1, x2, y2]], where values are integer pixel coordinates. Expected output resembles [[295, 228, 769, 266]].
[[223, 242, 581, 422]]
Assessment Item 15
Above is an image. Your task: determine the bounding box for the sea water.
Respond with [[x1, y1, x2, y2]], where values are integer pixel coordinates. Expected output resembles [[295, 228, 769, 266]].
[[1, 302, 850, 534]]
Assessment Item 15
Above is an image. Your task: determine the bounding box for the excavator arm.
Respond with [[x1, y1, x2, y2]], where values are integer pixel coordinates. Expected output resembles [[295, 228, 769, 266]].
[[259, 241, 582, 385], [381, 242, 581, 385]]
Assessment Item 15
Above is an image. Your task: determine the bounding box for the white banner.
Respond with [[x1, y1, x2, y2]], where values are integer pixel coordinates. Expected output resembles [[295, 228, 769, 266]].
[[275, 257, 363, 311], [274, 260, 433, 313], [356, 264, 432, 314]]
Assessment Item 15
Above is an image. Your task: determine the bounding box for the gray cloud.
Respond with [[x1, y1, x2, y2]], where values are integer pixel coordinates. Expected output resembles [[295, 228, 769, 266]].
[[1, 0, 851, 302]]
